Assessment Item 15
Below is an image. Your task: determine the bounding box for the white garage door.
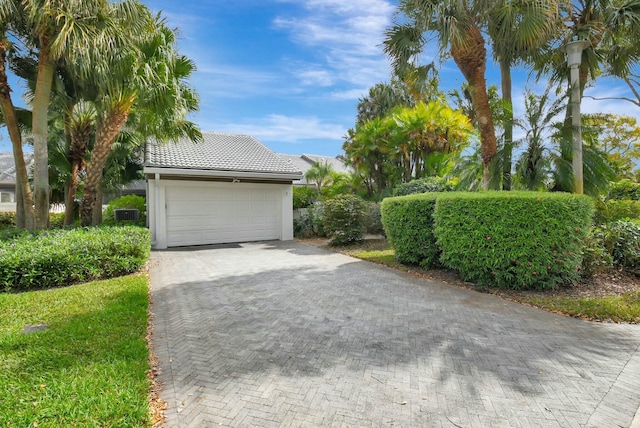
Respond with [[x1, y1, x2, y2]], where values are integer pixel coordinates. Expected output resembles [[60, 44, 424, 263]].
[[165, 182, 281, 247]]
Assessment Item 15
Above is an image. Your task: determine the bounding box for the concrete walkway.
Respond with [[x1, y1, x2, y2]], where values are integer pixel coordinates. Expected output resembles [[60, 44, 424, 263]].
[[150, 241, 640, 427]]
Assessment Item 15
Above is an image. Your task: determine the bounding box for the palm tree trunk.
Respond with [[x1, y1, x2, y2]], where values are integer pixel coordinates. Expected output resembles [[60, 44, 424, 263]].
[[80, 108, 130, 226], [0, 38, 35, 229], [451, 26, 497, 191], [500, 58, 513, 191], [32, 43, 56, 229]]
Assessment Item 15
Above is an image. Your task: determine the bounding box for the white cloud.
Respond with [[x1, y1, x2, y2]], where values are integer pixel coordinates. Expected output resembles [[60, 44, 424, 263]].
[[205, 114, 347, 143], [273, 0, 394, 95]]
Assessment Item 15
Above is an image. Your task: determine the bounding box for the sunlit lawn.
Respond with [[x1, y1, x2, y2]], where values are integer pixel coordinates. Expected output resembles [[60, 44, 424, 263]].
[[0, 274, 150, 427]]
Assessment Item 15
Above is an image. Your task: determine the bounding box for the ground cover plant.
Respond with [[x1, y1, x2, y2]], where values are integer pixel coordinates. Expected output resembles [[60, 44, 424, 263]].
[[0, 274, 151, 427], [0, 226, 150, 291]]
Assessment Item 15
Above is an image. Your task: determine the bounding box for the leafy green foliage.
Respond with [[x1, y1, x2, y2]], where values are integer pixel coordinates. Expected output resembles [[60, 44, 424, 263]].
[[0, 226, 150, 291], [602, 221, 640, 276], [293, 186, 317, 209], [0, 212, 14, 226], [580, 227, 614, 278], [0, 274, 151, 426], [594, 199, 640, 225], [0, 212, 68, 228], [381, 193, 440, 268], [293, 202, 326, 238], [103, 195, 146, 224], [393, 177, 452, 196], [608, 179, 640, 201], [323, 195, 366, 245], [434, 192, 593, 290], [364, 202, 384, 235]]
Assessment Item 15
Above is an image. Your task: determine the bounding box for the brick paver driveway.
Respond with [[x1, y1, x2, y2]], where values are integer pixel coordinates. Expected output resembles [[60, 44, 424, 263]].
[[150, 241, 640, 427]]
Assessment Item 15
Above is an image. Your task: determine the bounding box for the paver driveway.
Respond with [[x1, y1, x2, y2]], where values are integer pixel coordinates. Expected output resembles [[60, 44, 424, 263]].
[[150, 241, 640, 427]]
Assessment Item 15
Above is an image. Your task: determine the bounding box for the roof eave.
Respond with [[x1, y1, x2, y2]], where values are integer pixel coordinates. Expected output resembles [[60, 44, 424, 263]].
[[144, 166, 302, 181]]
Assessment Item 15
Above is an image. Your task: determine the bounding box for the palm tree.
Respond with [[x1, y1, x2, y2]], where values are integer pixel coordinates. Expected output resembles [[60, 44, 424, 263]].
[[0, 28, 34, 229], [385, 0, 498, 190], [78, 15, 201, 226], [0, 0, 148, 229], [305, 162, 335, 193]]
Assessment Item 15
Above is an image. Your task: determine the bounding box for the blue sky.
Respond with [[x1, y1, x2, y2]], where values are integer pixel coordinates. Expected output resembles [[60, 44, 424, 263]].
[[0, 0, 636, 156]]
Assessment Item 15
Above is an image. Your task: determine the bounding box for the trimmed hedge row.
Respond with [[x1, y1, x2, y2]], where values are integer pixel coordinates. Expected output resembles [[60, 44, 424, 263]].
[[382, 191, 594, 290], [0, 212, 65, 228], [0, 226, 150, 291], [381, 194, 439, 268]]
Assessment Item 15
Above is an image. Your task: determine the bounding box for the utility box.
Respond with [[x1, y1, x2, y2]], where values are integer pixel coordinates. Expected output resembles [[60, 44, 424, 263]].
[[114, 209, 139, 221]]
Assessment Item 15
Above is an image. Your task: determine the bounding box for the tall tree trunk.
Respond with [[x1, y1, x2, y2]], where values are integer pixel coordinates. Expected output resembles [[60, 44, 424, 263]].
[[32, 43, 55, 229], [0, 37, 35, 229], [80, 106, 131, 226], [500, 59, 513, 191], [451, 26, 497, 191], [92, 181, 103, 226], [64, 126, 91, 225]]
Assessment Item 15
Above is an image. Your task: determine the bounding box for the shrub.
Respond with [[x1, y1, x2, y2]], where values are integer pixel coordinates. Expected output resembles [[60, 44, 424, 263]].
[[103, 195, 146, 224], [393, 177, 452, 197], [293, 186, 318, 209], [0, 212, 15, 226], [581, 227, 614, 278], [602, 221, 640, 276], [608, 179, 640, 201], [0, 212, 66, 228], [434, 192, 593, 290], [364, 202, 384, 235], [0, 226, 150, 292], [293, 202, 326, 238], [381, 193, 440, 268], [323, 194, 366, 245], [594, 199, 640, 225]]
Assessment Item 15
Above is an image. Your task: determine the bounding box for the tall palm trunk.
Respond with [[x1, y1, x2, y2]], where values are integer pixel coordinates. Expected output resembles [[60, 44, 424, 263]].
[[450, 26, 497, 190], [0, 37, 35, 229], [500, 58, 513, 191], [64, 126, 92, 225], [80, 104, 131, 226], [32, 42, 56, 229]]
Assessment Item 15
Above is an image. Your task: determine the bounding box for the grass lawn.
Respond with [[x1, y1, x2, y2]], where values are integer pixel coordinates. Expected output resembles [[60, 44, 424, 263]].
[[348, 244, 640, 323], [0, 274, 151, 427]]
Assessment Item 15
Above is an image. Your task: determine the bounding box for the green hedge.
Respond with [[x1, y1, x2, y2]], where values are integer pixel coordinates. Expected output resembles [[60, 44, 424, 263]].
[[381, 193, 440, 268], [435, 192, 593, 290], [0, 226, 150, 292], [0, 212, 65, 228], [594, 199, 640, 225], [603, 221, 640, 276], [323, 194, 366, 245]]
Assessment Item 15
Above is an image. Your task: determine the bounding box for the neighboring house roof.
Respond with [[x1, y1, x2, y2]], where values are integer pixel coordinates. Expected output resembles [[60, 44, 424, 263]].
[[144, 132, 302, 179], [0, 152, 34, 185], [278, 153, 351, 186]]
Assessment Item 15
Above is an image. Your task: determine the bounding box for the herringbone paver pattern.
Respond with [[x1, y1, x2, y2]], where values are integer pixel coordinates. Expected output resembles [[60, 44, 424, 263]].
[[150, 241, 640, 427]]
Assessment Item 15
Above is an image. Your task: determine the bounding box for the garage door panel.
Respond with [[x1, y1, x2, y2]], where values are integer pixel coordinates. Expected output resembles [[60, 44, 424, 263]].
[[165, 183, 281, 247]]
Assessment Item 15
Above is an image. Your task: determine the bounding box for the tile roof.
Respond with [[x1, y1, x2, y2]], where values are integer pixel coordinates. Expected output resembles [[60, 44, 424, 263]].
[[301, 154, 352, 175], [145, 132, 302, 177], [0, 152, 34, 184]]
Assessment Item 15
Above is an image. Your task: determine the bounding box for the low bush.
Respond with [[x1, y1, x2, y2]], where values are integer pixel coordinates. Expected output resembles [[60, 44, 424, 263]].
[[0, 212, 69, 228], [364, 202, 384, 235], [0, 212, 14, 226], [381, 193, 440, 268], [434, 192, 593, 290], [293, 202, 326, 238], [608, 179, 640, 201], [602, 221, 640, 276], [293, 186, 317, 209], [103, 195, 146, 224], [323, 195, 366, 245], [594, 199, 640, 225], [0, 226, 150, 292], [581, 227, 614, 278], [392, 177, 452, 197]]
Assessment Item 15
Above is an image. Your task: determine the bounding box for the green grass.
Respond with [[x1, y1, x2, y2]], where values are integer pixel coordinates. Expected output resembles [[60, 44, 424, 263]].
[[519, 292, 640, 323], [0, 274, 151, 427], [351, 247, 640, 323]]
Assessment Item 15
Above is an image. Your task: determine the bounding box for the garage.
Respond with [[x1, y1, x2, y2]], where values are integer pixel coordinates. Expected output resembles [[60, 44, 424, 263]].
[[144, 132, 302, 249]]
